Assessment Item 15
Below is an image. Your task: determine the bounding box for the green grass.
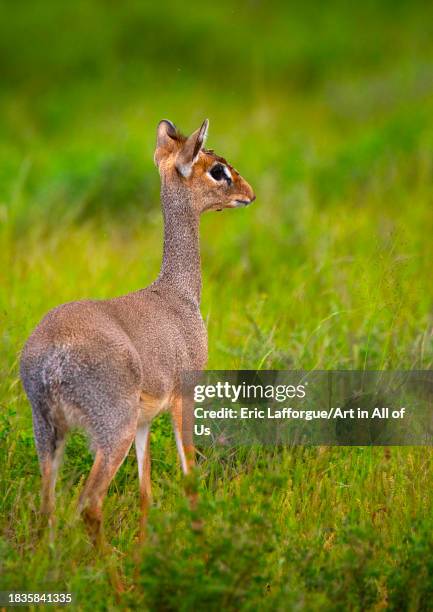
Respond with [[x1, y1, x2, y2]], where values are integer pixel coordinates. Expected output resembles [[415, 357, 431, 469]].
[[1, 0, 433, 609]]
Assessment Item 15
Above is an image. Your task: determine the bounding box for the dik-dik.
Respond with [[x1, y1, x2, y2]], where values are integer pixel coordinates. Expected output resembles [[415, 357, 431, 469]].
[[20, 119, 255, 541]]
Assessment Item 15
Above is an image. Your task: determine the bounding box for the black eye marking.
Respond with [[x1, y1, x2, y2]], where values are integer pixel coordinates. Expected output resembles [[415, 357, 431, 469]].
[[210, 164, 226, 180], [209, 163, 232, 184]]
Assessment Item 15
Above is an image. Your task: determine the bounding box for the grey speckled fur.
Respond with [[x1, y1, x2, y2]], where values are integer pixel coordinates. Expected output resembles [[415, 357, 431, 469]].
[[20, 119, 255, 529]]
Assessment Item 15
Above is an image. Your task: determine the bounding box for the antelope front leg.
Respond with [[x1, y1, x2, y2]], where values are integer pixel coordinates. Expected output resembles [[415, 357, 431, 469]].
[[135, 422, 152, 542], [172, 395, 196, 476], [172, 395, 202, 531]]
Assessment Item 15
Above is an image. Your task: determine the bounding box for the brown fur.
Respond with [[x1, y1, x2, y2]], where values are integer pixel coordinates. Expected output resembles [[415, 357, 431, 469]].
[[20, 119, 255, 540]]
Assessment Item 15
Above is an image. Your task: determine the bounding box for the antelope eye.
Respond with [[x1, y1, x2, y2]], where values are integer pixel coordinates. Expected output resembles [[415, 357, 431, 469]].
[[210, 164, 227, 181]]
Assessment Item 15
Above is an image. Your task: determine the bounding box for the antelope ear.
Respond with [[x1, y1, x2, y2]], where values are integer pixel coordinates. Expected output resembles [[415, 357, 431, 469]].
[[154, 119, 178, 166], [176, 118, 209, 177]]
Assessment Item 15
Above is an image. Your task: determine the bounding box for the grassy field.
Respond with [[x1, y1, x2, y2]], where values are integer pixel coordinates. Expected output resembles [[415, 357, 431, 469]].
[[1, 1, 433, 609]]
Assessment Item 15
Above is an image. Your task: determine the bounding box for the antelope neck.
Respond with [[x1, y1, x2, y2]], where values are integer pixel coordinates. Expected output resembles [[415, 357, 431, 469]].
[[156, 182, 202, 304]]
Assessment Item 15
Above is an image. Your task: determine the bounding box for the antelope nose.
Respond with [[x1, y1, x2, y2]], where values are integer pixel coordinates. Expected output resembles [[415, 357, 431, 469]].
[[245, 183, 256, 204]]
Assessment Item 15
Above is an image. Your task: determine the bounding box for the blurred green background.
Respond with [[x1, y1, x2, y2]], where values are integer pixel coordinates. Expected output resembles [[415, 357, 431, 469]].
[[1, 1, 433, 609], [2, 0, 433, 371]]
